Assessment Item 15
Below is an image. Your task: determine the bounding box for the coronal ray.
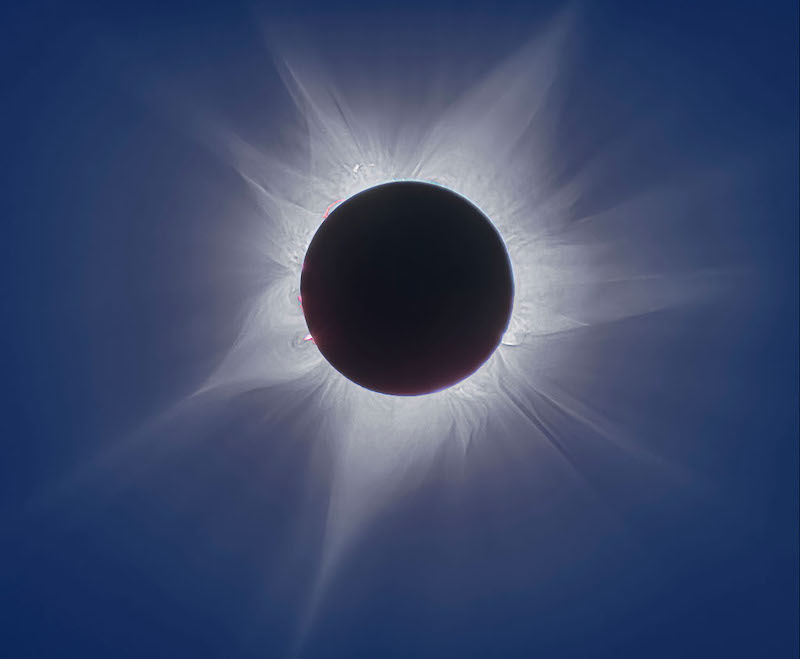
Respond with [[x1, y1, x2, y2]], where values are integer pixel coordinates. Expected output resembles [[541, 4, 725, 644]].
[[35, 11, 755, 652], [153, 12, 741, 643]]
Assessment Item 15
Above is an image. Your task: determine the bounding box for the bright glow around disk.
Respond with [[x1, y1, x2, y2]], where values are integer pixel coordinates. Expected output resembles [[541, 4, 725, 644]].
[[192, 13, 730, 635]]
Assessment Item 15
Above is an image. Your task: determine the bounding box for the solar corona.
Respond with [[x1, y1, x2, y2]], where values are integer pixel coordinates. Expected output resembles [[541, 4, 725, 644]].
[[186, 16, 755, 637]]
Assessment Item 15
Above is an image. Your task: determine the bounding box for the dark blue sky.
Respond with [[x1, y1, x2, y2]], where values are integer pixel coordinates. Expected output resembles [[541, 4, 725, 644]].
[[2, 1, 798, 657]]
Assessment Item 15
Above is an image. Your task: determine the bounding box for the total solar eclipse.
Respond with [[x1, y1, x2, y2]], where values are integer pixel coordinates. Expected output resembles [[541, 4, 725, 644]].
[[300, 181, 514, 395]]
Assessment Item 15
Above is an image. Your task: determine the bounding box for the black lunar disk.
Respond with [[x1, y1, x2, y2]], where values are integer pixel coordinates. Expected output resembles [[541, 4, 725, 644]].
[[301, 181, 514, 395]]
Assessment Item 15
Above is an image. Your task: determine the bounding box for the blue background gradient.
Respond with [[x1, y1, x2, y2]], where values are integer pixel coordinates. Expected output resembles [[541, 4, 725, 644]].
[[2, 1, 797, 657]]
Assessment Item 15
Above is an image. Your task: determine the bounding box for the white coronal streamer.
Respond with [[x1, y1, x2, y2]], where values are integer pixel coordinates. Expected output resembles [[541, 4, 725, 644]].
[[191, 15, 730, 637]]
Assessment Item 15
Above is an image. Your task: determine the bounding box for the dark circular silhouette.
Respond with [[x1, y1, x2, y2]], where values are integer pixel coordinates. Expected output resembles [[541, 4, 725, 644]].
[[301, 181, 513, 395]]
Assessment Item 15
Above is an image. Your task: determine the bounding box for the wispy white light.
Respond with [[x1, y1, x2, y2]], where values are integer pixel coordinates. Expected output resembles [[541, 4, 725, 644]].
[[184, 11, 733, 636]]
